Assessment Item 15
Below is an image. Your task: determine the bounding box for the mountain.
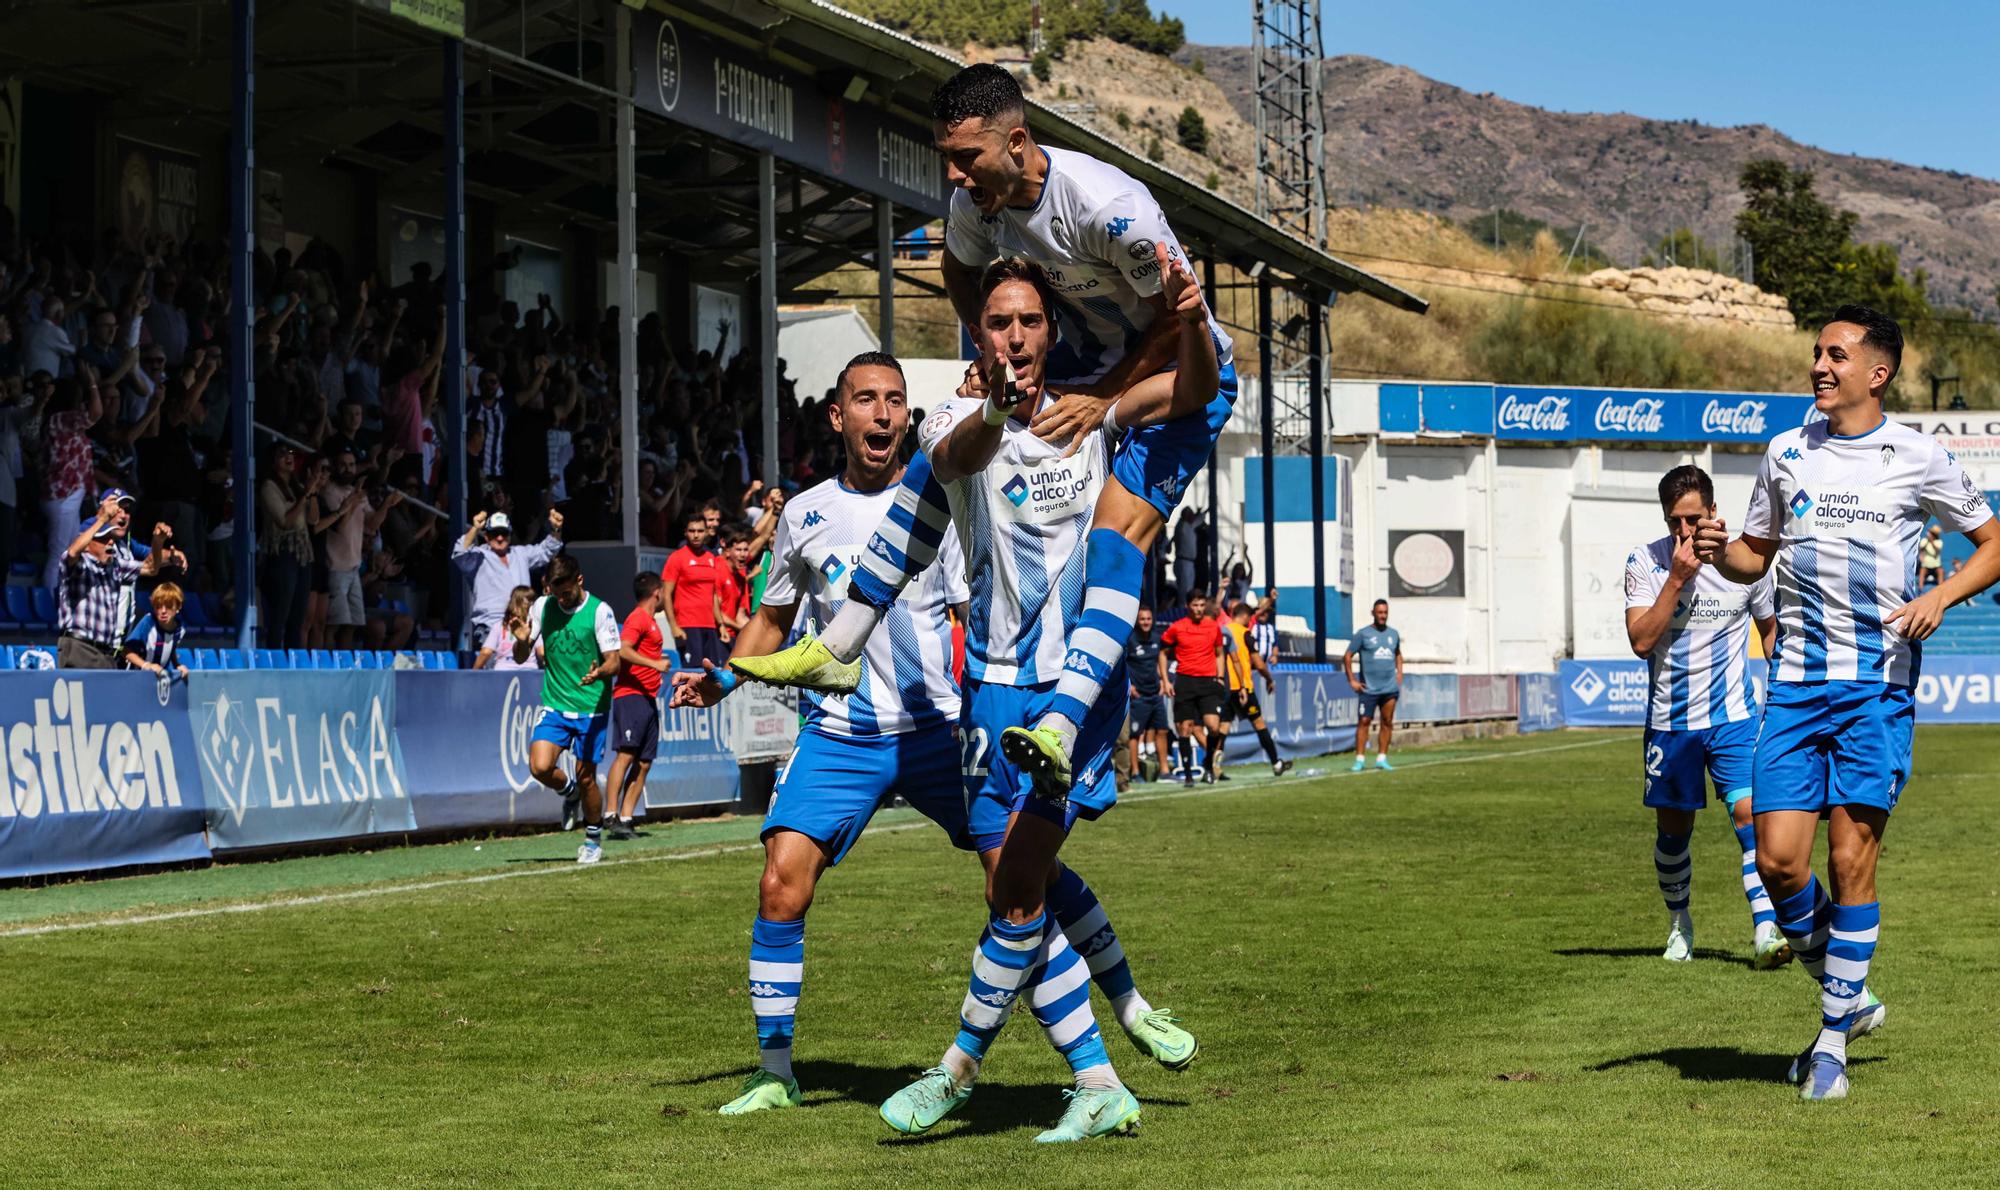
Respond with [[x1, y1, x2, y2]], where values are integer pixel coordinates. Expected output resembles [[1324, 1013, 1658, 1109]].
[[1184, 47, 2000, 320]]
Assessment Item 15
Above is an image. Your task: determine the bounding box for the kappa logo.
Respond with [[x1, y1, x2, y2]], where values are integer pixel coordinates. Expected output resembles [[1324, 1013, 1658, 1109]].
[[1824, 978, 1858, 999], [802, 510, 826, 528], [1781, 447, 1803, 461], [974, 988, 1017, 1008], [819, 554, 847, 585], [1789, 490, 1814, 519], [1569, 668, 1606, 706], [1073, 924, 1119, 959], [1002, 474, 1030, 507], [1105, 216, 1132, 238], [1155, 473, 1185, 503], [749, 982, 785, 997]]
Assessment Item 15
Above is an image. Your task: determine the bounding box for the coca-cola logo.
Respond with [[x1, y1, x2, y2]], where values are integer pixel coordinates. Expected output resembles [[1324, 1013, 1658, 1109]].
[[1594, 397, 1667, 434], [499, 676, 570, 794], [1497, 394, 1571, 432], [1700, 399, 1769, 436]]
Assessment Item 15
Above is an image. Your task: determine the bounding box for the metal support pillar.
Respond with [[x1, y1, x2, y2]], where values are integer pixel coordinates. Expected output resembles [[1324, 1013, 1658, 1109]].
[[1307, 297, 1326, 662], [1203, 254, 1218, 593], [876, 197, 895, 356], [616, 7, 639, 545], [442, 37, 467, 646], [1256, 272, 1276, 599], [759, 152, 779, 489], [229, 0, 256, 652]]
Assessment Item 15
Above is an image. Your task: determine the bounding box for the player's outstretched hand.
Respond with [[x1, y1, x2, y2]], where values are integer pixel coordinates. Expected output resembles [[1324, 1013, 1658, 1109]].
[[1162, 244, 1204, 325], [1887, 588, 1949, 641], [670, 661, 725, 707], [1670, 533, 1701, 583], [1692, 516, 1728, 564]]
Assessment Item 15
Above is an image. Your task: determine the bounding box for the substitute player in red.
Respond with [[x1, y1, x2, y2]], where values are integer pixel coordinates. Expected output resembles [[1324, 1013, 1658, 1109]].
[[1160, 590, 1228, 787], [661, 509, 725, 667], [605, 572, 670, 840]]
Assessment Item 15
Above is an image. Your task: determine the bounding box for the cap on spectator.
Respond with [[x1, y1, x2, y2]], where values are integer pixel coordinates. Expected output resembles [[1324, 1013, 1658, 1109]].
[[486, 512, 513, 535], [103, 487, 136, 508]]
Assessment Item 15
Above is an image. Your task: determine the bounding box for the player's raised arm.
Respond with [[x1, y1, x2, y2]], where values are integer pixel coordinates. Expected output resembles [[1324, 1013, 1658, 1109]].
[[1693, 516, 1777, 584], [671, 600, 801, 707], [1626, 540, 1697, 658], [932, 356, 1031, 483], [1095, 247, 1219, 434]]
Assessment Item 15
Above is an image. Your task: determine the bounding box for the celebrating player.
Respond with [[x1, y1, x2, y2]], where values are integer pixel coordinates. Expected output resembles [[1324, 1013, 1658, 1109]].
[[1624, 465, 1786, 967], [1218, 599, 1292, 778], [520, 554, 621, 864], [673, 350, 1187, 1123], [737, 62, 1236, 808], [1695, 305, 2000, 1099]]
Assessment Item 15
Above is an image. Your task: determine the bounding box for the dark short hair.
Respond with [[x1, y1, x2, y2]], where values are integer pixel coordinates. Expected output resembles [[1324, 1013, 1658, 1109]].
[[930, 63, 1025, 130], [684, 508, 708, 527], [633, 571, 663, 601], [1188, 588, 1212, 602], [1825, 304, 1903, 383], [837, 350, 905, 398], [718, 522, 750, 546], [1658, 464, 1714, 512], [1372, 598, 1389, 610], [979, 258, 1059, 327], [545, 553, 582, 587]]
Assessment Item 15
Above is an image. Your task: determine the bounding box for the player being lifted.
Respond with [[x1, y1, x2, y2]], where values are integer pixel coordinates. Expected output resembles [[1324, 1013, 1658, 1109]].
[[736, 62, 1236, 804], [670, 351, 1188, 1122], [1696, 305, 2000, 1100], [1624, 464, 1787, 967], [861, 259, 1210, 1142]]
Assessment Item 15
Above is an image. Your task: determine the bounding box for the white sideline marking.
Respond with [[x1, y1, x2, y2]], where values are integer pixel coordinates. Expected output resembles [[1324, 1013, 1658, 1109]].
[[0, 734, 1622, 939]]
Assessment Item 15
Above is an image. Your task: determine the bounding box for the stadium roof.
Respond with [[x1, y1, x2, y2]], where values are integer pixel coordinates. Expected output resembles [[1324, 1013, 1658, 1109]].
[[690, 0, 1430, 314]]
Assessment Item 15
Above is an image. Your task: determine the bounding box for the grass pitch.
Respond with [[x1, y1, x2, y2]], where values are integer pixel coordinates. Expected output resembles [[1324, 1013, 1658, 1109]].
[[4, 728, 1999, 1186]]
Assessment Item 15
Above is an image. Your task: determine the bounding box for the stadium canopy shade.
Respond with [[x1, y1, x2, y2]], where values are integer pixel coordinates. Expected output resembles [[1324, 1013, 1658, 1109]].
[[0, 0, 1424, 312]]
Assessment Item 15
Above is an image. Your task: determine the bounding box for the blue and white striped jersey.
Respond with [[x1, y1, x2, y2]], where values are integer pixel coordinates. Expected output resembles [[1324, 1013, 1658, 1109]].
[[944, 145, 1232, 385], [1625, 537, 1775, 730], [1743, 417, 1992, 686], [765, 475, 967, 736], [916, 397, 1110, 686]]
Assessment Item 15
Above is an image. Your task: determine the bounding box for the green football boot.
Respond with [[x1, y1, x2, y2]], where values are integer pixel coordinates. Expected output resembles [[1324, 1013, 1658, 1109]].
[[879, 1067, 973, 1135], [1001, 724, 1072, 803], [1124, 1009, 1199, 1070], [717, 1069, 802, 1115], [730, 632, 860, 694], [1033, 1086, 1143, 1143]]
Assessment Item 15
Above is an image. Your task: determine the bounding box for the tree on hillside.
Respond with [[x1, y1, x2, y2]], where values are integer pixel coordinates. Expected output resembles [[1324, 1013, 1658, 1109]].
[[1837, 241, 1933, 333], [1176, 106, 1209, 155], [1734, 160, 1858, 326]]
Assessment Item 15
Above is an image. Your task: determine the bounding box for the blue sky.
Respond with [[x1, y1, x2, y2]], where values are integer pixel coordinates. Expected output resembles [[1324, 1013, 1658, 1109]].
[[1157, 0, 1999, 180]]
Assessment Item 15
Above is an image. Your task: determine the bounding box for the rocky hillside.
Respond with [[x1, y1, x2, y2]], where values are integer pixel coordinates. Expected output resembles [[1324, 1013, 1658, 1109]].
[[1185, 46, 2000, 320]]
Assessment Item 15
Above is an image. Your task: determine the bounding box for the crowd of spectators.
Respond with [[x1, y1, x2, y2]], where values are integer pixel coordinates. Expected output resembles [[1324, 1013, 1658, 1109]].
[[0, 210, 824, 662]]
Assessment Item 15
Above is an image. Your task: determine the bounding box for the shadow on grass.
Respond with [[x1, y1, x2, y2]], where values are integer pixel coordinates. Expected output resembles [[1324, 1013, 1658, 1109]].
[[1589, 1047, 1885, 1083], [1553, 946, 1744, 966]]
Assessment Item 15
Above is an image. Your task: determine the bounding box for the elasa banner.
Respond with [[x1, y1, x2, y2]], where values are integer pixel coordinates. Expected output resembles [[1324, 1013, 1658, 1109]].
[[190, 671, 416, 849], [0, 673, 211, 879], [632, 9, 949, 217]]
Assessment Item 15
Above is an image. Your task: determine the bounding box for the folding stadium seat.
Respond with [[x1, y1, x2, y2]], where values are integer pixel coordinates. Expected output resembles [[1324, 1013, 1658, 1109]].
[[349, 651, 377, 670], [134, 588, 153, 618], [0, 585, 29, 631], [190, 649, 219, 671], [255, 649, 287, 669], [310, 649, 336, 669], [329, 650, 356, 668], [288, 649, 315, 670], [220, 649, 248, 669], [0, 646, 15, 669], [29, 587, 58, 629]]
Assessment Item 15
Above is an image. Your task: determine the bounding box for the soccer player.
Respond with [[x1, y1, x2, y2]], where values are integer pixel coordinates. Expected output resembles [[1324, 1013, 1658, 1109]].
[[1695, 305, 2000, 1100], [677, 348, 1189, 1123], [1160, 590, 1228, 787], [1218, 600, 1292, 778], [520, 553, 621, 864], [738, 63, 1237, 805], [1124, 606, 1174, 782], [604, 572, 670, 840], [1344, 599, 1402, 772], [1624, 465, 1787, 967]]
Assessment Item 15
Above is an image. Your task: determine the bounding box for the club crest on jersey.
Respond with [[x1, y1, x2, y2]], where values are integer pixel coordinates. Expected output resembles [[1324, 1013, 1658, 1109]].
[[1105, 216, 1132, 238], [1789, 490, 1813, 519], [802, 510, 826, 528], [819, 554, 847, 585], [1880, 445, 1895, 466], [1002, 474, 1030, 507], [1781, 447, 1803, 461]]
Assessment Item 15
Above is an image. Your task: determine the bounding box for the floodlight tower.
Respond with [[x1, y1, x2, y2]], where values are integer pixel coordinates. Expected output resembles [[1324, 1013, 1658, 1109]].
[[1250, 0, 1329, 461]]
